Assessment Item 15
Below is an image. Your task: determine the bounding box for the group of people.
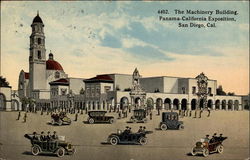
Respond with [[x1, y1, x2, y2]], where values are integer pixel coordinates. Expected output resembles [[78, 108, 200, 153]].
[[122, 126, 147, 134], [204, 133, 225, 143], [32, 131, 58, 141], [178, 107, 211, 119]]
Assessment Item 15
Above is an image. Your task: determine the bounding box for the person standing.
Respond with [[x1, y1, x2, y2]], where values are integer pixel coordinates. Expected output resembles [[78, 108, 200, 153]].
[[150, 111, 153, 120], [199, 109, 203, 118], [16, 111, 21, 120], [207, 107, 211, 117], [23, 112, 27, 123], [75, 113, 78, 121]]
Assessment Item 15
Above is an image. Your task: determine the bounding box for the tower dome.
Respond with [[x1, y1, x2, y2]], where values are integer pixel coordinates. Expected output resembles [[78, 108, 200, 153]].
[[32, 12, 43, 24], [46, 52, 64, 71]]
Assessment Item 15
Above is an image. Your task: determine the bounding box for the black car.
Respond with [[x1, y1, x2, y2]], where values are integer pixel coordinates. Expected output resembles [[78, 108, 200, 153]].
[[24, 134, 75, 157], [159, 112, 184, 130], [87, 111, 115, 124], [107, 129, 153, 145], [129, 109, 147, 123]]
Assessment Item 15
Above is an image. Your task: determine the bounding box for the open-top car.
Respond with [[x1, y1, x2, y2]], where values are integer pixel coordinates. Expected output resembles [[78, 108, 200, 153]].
[[107, 128, 153, 145], [51, 112, 71, 125], [191, 135, 227, 157], [159, 112, 184, 130], [24, 133, 75, 157], [129, 109, 147, 123], [87, 111, 115, 124]]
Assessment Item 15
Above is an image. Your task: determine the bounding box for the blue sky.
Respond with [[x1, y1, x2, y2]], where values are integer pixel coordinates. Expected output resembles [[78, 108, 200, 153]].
[[1, 1, 249, 94]]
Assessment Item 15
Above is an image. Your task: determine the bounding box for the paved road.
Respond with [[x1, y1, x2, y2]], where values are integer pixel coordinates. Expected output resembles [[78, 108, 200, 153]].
[[0, 110, 249, 160]]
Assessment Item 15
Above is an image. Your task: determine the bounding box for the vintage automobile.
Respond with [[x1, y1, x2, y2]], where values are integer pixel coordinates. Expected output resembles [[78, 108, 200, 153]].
[[107, 128, 153, 145], [129, 109, 147, 123], [24, 133, 75, 157], [87, 111, 115, 124], [51, 112, 71, 125], [159, 112, 184, 130], [191, 136, 227, 157]]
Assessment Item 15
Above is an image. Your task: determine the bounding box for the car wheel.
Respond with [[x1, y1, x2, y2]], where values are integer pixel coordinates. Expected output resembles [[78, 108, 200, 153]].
[[56, 147, 65, 157], [31, 145, 41, 156], [160, 124, 167, 131], [139, 137, 147, 145], [110, 136, 119, 145], [191, 147, 197, 156], [109, 118, 114, 124], [88, 118, 94, 124], [58, 120, 63, 126], [217, 145, 224, 154], [178, 124, 184, 130], [202, 148, 209, 157]]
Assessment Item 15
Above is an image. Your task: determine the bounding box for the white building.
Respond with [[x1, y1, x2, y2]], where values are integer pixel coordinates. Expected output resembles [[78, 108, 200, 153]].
[[5, 13, 246, 112]]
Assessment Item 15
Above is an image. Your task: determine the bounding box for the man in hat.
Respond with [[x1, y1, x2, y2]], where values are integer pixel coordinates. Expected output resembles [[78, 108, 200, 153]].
[[16, 111, 21, 120], [46, 131, 52, 141], [137, 126, 143, 133], [40, 131, 46, 141], [210, 133, 217, 143], [204, 135, 210, 142], [32, 132, 39, 141], [52, 131, 58, 140]]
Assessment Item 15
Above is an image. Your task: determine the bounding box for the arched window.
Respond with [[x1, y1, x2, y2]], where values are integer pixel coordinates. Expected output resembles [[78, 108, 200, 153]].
[[37, 50, 41, 59], [38, 38, 41, 44], [55, 72, 60, 79]]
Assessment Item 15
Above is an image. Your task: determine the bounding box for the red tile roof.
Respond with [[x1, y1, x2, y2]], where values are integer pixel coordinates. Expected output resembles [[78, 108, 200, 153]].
[[84, 75, 113, 83], [49, 78, 69, 86], [46, 59, 64, 71]]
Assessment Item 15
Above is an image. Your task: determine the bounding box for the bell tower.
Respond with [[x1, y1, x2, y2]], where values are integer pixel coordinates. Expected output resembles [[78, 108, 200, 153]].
[[29, 11, 47, 98]]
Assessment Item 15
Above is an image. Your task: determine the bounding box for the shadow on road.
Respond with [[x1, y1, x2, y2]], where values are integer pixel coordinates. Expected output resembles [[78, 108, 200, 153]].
[[100, 142, 140, 145], [22, 151, 57, 157]]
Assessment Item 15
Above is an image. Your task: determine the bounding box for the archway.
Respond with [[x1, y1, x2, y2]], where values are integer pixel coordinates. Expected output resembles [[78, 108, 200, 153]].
[[120, 97, 129, 110], [164, 98, 171, 110], [234, 100, 239, 110], [11, 99, 20, 111], [191, 99, 196, 110], [146, 98, 154, 110], [228, 100, 233, 110], [222, 100, 226, 110], [215, 100, 220, 110], [207, 99, 213, 109], [156, 98, 163, 110], [181, 99, 187, 110], [173, 99, 179, 110], [0, 93, 6, 110]]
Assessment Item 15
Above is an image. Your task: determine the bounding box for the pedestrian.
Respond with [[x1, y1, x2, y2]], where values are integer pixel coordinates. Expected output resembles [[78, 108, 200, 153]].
[[207, 107, 211, 117], [16, 111, 21, 120], [178, 109, 181, 116], [150, 112, 153, 120], [186, 109, 189, 117], [199, 109, 203, 118], [41, 109, 43, 115], [118, 111, 121, 119], [189, 110, 192, 117], [75, 113, 78, 121], [23, 112, 27, 123]]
